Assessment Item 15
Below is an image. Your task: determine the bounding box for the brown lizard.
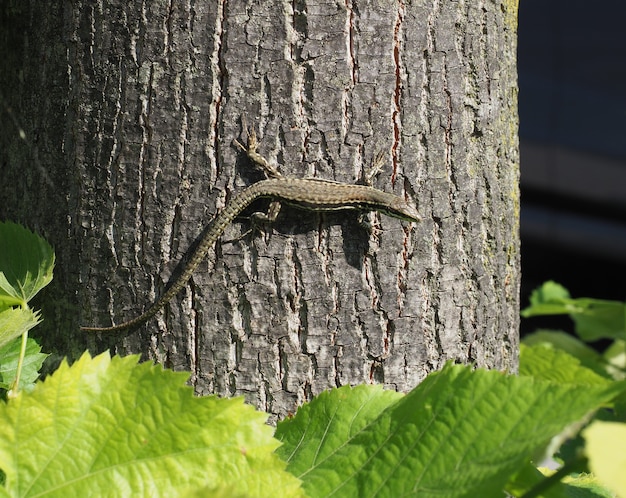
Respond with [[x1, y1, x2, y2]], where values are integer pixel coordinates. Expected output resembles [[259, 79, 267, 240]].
[[81, 130, 420, 332]]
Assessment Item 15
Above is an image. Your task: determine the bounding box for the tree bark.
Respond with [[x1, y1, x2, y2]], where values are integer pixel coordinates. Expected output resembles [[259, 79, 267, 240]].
[[1, 0, 519, 418]]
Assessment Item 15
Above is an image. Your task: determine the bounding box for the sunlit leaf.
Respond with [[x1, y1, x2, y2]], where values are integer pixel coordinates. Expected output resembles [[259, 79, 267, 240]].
[[277, 363, 623, 498], [584, 421, 626, 497], [0, 352, 303, 497]]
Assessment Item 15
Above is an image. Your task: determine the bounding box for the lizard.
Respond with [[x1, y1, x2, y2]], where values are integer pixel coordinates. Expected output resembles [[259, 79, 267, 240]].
[[81, 128, 421, 333]]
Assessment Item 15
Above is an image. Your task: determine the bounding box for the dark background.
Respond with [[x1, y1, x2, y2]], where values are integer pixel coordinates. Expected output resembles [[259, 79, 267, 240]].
[[518, 0, 626, 335]]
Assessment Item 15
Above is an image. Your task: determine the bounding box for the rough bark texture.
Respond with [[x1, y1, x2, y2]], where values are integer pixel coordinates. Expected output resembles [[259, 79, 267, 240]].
[[1, 0, 519, 418]]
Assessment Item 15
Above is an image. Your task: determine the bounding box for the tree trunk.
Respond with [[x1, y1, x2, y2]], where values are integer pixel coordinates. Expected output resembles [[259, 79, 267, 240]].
[[1, 0, 519, 418]]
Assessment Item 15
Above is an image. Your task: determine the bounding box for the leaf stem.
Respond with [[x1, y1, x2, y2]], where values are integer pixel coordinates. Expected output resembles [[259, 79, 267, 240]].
[[8, 331, 29, 398]]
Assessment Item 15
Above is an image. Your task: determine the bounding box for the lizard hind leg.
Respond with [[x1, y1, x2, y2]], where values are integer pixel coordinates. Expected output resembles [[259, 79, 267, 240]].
[[364, 150, 387, 186], [249, 200, 281, 244]]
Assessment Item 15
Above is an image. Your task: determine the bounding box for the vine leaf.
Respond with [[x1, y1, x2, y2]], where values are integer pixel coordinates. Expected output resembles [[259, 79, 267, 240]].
[[0, 307, 40, 350], [0, 221, 54, 307], [276, 361, 623, 498], [0, 337, 47, 391], [0, 352, 304, 497]]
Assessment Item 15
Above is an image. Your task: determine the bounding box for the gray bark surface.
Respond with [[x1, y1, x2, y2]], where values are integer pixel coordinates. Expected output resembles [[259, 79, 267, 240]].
[[1, 1, 519, 418]]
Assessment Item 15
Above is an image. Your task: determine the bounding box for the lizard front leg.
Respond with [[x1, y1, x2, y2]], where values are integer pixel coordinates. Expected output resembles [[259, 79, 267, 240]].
[[234, 122, 283, 241], [234, 120, 283, 180]]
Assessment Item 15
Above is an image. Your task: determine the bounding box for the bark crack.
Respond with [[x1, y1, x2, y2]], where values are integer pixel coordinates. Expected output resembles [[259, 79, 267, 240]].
[[391, 0, 406, 186], [208, 0, 226, 182]]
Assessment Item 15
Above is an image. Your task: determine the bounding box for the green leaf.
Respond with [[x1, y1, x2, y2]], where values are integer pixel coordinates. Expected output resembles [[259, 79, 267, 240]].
[[275, 384, 403, 476], [0, 307, 40, 349], [520, 343, 610, 386], [521, 281, 626, 341], [561, 472, 617, 498], [523, 330, 618, 381], [0, 352, 304, 497], [505, 462, 570, 498], [519, 344, 617, 467], [508, 463, 617, 498], [0, 336, 47, 391], [603, 340, 626, 381], [570, 299, 626, 342], [583, 421, 626, 497], [521, 281, 572, 317], [276, 363, 622, 498], [0, 221, 55, 307]]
